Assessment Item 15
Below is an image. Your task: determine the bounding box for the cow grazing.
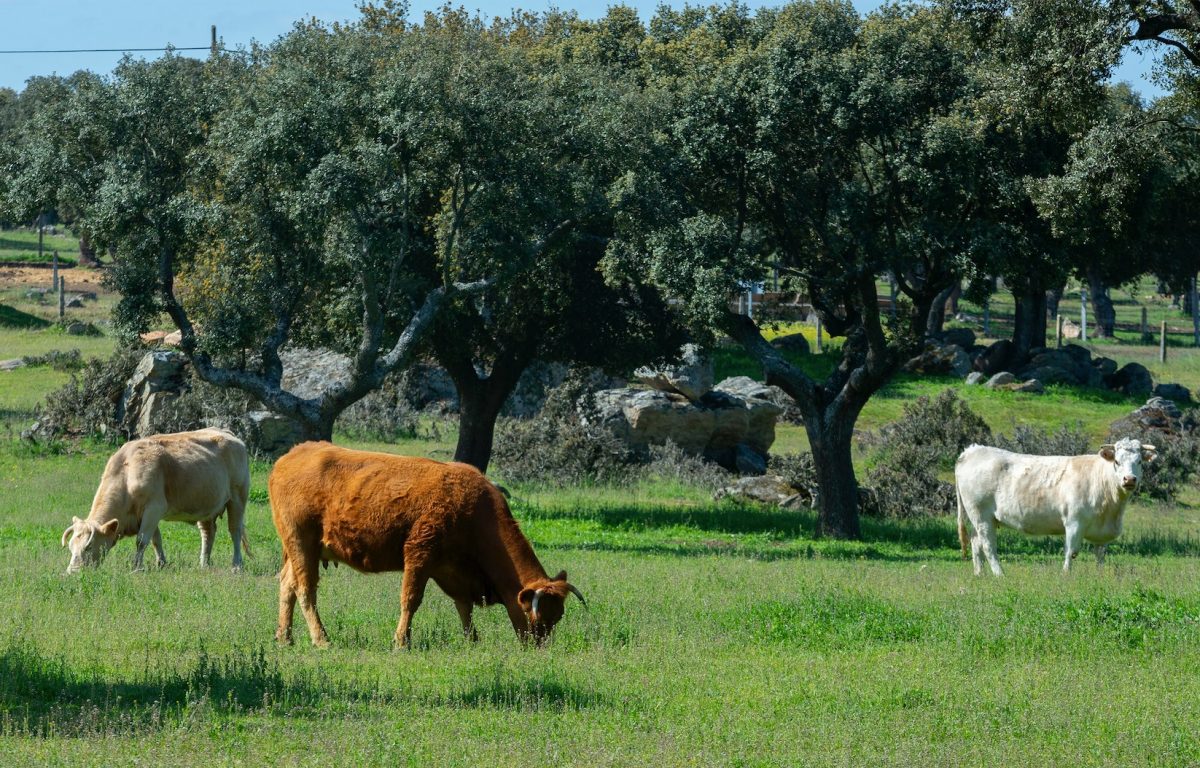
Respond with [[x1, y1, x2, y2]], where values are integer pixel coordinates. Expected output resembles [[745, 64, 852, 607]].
[[955, 438, 1156, 576], [268, 443, 585, 648], [61, 428, 250, 573]]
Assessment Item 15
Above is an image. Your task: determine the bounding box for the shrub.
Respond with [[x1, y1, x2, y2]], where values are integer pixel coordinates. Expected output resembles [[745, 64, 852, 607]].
[[337, 374, 421, 442], [644, 440, 730, 491], [20, 348, 83, 372], [993, 423, 1089, 456], [859, 390, 991, 519], [769, 452, 818, 498], [30, 347, 143, 440], [492, 375, 636, 486], [1111, 431, 1200, 502]]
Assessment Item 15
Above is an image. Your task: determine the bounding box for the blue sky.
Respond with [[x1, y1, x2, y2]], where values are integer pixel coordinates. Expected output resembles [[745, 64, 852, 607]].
[[0, 0, 1165, 97]]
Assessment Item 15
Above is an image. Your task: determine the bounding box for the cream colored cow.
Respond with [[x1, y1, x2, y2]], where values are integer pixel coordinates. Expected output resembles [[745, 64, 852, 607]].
[[61, 428, 250, 573]]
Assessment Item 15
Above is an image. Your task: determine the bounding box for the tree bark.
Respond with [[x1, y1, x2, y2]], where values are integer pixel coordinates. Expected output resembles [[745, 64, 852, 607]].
[[925, 283, 955, 338], [439, 343, 535, 473], [1086, 266, 1116, 338], [1046, 282, 1065, 320], [1011, 277, 1047, 360], [803, 400, 863, 539]]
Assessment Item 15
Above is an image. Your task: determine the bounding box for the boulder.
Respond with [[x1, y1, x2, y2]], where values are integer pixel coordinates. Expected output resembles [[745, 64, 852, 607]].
[[0, 358, 25, 371], [985, 372, 1016, 388], [1014, 379, 1044, 394], [64, 322, 90, 336], [973, 339, 1016, 376], [713, 475, 808, 507], [280, 347, 354, 400], [1061, 318, 1081, 339], [1092, 356, 1118, 376], [163, 330, 183, 346], [139, 330, 170, 346], [734, 443, 768, 476], [634, 343, 714, 402], [1153, 382, 1192, 403], [965, 371, 986, 385], [940, 327, 976, 350], [588, 380, 782, 472], [904, 342, 971, 377], [64, 296, 84, 309], [118, 351, 189, 437], [770, 332, 811, 355], [246, 411, 306, 457], [1109, 397, 1194, 440], [1106, 363, 1154, 397]]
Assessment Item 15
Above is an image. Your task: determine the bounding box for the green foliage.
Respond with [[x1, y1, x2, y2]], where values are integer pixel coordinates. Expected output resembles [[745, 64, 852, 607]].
[[18, 349, 82, 372], [30, 347, 142, 441], [993, 422, 1090, 456]]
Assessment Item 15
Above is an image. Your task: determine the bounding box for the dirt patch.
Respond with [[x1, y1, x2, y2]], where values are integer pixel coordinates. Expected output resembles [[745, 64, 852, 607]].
[[0, 266, 110, 292]]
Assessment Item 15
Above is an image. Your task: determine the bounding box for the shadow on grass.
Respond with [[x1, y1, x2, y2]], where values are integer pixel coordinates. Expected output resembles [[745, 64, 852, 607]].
[[0, 304, 51, 330], [0, 643, 606, 736]]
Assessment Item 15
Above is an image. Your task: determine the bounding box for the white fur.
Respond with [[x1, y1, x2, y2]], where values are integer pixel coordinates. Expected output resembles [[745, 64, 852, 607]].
[[955, 437, 1155, 576]]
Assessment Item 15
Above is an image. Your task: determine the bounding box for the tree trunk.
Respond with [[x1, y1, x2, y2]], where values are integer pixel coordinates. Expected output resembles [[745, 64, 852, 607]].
[[925, 283, 955, 338], [1011, 278, 1047, 360], [453, 380, 510, 473], [804, 404, 862, 539], [1086, 267, 1116, 338], [1046, 282, 1065, 320]]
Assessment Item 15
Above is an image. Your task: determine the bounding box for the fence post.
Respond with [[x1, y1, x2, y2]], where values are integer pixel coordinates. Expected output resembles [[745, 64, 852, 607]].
[[1080, 289, 1088, 342], [983, 296, 990, 337], [1056, 314, 1063, 348], [51, 250, 59, 292], [815, 314, 824, 354], [1141, 307, 1148, 342], [1161, 319, 1168, 364], [58, 277, 65, 322], [1192, 275, 1199, 347]]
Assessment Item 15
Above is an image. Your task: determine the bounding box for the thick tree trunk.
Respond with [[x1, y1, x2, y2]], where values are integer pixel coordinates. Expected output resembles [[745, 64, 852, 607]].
[[1011, 278, 1047, 361], [1086, 267, 1116, 338], [453, 381, 510, 473], [1046, 282, 1065, 320], [804, 404, 862, 539], [926, 283, 955, 338]]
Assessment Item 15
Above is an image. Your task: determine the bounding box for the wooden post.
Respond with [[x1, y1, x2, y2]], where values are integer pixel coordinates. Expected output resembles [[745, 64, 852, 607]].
[[815, 314, 824, 353], [983, 296, 991, 338], [1056, 314, 1063, 348], [1160, 319, 1168, 363], [51, 249, 59, 292], [1080, 289, 1088, 342], [1192, 275, 1199, 347], [58, 277, 65, 322], [1141, 307, 1148, 341]]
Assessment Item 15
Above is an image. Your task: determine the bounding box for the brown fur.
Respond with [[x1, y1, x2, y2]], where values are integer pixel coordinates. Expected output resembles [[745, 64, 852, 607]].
[[268, 442, 581, 648]]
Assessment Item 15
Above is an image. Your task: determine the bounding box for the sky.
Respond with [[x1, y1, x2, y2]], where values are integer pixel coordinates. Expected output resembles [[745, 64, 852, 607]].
[[0, 0, 1167, 98]]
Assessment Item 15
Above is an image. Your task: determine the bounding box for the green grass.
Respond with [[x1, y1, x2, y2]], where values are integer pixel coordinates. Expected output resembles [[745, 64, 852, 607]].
[[1, 440, 1200, 765], [0, 228, 80, 265]]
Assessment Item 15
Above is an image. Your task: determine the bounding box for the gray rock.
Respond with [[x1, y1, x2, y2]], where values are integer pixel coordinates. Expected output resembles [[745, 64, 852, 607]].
[[64, 296, 84, 309], [770, 333, 811, 355], [734, 443, 768, 476], [1106, 362, 1154, 396], [1092, 356, 1118, 376], [1109, 397, 1192, 440], [973, 339, 1016, 376], [1014, 379, 1044, 394], [904, 342, 971, 377], [713, 474, 801, 506], [965, 371, 986, 385], [280, 347, 354, 401], [1153, 382, 1192, 403], [247, 411, 305, 457], [985, 372, 1017, 388], [65, 322, 89, 335], [118, 351, 189, 437], [714, 375, 800, 425], [940, 327, 976, 350], [0, 358, 26, 371], [634, 343, 714, 403]]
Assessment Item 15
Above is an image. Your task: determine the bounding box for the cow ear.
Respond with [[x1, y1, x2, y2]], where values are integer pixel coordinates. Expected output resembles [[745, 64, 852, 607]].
[[517, 588, 536, 611], [553, 570, 567, 583], [1099, 445, 1116, 462], [98, 519, 119, 537], [1142, 449, 1157, 464]]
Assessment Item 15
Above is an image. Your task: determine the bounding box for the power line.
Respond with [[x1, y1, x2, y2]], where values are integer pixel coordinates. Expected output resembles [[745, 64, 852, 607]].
[[0, 46, 211, 54]]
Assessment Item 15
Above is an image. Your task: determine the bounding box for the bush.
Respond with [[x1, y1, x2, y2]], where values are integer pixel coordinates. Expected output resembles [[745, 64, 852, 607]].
[[30, 347, 143, 440], [20, 348, 83, 372], [769, 452, 818, 498], [492, 375, 636, 486], [644, 440, 730, 491], [337, 374, 422, 442], [859, 390, 991, 519], [993, 423, 1089, 456], [1108, 430, 1200, 502]]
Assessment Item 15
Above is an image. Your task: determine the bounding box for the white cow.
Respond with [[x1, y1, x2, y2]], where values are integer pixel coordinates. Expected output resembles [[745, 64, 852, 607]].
[[61, 428, 250, 573], [955, 437, 1156, 576]]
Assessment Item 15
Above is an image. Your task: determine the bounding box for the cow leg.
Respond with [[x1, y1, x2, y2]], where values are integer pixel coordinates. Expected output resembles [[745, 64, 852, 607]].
[[1063, 522, 1084, 573], [152, 528, 167, 568], [133, 502, 168, 572], [276, 556, 297, 645], [226, 495, 247, 572], [1095, 544, 1107, 568], [395, 564, 430, 649], [455, 599, 479, 643], [970, 535, 984, 577], [978, 522, 1003, 577], [293, 554, 329, 647], [504, 599, 533, 643], [197, 519, 216, 568]]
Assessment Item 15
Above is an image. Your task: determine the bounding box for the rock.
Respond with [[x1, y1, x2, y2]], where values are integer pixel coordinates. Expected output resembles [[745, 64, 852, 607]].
[[1109, 397, 1194, 440], [1106, 362, 1154, 396], [1014, 379, 1044, 394], [588, 381, 782, 472], [973, 339, 1016, 376], [279, 347, 353, 400], [163, 330, 183, 346], [770, 333, 811, 355], [139, 330, 170, 346], [1153, 383, 1192, 403], [1061, 318, 1082, 339], [965, 371, 986, 385], [634, 343, 714, 403], [1017, 345, 1101, 388], [135, 391, 179, 438], [118, 351, 189, 437], [714, 375, 801, 425], [734, 443, 768, 476], [904, 342, 971, 377], [64, 296, 84, 309], [65, 322, 89, 335], [985, 372, 1016, 388], [713, 475, 803, 506], [1092, 356, 1118, 376], [940, 327, 976, 350], [0, 358, 25, 371], [246, 411, 305, 457]]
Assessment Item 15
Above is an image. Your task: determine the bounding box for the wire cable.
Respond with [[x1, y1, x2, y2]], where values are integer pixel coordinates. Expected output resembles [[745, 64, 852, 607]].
[[0, 47, 211, 54]]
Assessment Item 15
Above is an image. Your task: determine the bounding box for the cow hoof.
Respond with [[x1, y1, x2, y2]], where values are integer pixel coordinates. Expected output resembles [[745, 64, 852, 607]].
[[231, 565, 244, 574], [275, 633, 293, 646]]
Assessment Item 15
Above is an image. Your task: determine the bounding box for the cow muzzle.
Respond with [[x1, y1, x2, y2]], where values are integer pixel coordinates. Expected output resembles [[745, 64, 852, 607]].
[[1122, 477, 1138, 490]]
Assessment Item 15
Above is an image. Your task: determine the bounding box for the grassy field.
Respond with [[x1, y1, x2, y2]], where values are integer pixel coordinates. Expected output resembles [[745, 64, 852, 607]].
[[0, 228, 80, 266], [4, 287, 1200, 765]]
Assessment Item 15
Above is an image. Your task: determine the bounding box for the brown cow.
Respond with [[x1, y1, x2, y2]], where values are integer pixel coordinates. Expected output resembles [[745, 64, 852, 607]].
[[268, 443, 585, 648]]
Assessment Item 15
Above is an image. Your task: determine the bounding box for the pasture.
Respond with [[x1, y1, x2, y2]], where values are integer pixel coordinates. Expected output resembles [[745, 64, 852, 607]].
[[3, 300, 1200, 765]]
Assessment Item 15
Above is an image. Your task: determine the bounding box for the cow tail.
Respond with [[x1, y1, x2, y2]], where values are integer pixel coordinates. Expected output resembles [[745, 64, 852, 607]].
[[956, 484, 970, 560], [242, 530, 252, 559]]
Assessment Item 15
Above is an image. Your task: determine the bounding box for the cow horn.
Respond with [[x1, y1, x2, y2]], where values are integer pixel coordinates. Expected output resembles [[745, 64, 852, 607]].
[[531, 588, 544, 619], [1143, 444, 1157, 452], [61, 525, 74, 548], [567, 584, 588, 609]]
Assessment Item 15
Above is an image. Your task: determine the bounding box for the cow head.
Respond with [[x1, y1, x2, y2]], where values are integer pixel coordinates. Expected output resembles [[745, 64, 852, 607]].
[[1099, 438, 1157, 492], [517, 570, 587, 645], [61, 517, 120, 573]]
